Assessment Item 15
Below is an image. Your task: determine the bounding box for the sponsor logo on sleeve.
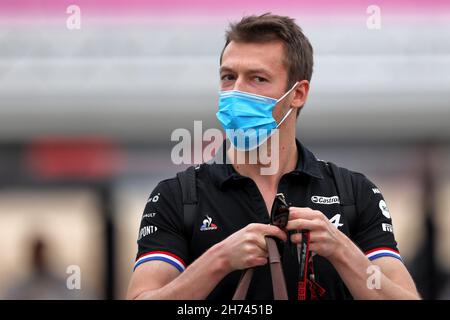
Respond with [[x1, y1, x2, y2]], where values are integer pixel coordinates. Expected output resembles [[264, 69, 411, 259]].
[[138, 225, 158, 240], [382, 223, 393, 233], [142, 212, 157, 219], [147, 193, 160, 204], [379, 200, 391, 219], [372, 188, 381, 194]]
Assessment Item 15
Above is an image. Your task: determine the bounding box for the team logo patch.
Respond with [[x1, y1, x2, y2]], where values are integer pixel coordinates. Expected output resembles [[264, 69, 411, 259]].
[[200, 215, 218, 231], [379, 200, 391, 219], [311, 195, 340, 205]]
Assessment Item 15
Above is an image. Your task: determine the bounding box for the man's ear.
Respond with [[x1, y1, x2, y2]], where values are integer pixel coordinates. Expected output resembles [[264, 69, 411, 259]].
[[291, 80, 310, 111]]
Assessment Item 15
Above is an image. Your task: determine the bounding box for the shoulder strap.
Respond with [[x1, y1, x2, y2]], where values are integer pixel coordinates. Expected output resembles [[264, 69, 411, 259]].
[[327, 162, 354, 205], [327, 162, 357, 236], [176, 166, 198, 240]]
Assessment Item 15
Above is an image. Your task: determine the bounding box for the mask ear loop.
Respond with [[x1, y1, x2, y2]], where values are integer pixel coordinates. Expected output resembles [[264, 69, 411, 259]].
[[276, 108, 293, 129], [276, 81, 299, 103], [275, 81, 299, 128]]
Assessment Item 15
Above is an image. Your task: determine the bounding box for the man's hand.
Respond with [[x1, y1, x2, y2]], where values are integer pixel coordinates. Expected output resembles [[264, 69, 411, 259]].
[[286, 207, 345, 259], [219, 223, 288, 272], [285, 207, 420, 299], [127, 223, 287, 300]]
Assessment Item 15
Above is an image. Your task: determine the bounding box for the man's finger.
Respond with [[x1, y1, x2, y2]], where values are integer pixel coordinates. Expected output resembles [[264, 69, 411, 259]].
[[290, 232, 303, 244], [286, 218, 318, 231], [289, 207, 322, 220], [261, 224, 288, 242]]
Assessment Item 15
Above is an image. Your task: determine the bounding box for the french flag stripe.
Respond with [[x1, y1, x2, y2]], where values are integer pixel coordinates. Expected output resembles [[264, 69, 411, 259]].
[[134, 251, 186, 272], [365, 247, 402, 261]]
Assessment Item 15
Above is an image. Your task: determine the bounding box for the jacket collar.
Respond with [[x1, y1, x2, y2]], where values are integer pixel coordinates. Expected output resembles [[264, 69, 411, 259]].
[[208, 138, 323, 189]]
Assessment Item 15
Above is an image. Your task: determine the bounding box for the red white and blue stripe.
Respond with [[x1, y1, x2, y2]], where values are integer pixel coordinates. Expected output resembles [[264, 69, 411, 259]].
[[134, 251, 186, 272], [365, 247, 402, 262]]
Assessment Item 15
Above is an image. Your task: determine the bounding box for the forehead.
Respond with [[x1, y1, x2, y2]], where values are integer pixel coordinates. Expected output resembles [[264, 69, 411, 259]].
[[220, 40, 287, 75]]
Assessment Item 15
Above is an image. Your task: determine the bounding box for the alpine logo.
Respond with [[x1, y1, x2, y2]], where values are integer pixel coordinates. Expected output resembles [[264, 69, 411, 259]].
[[200, 215, 218, 231], [311, 195, 340, 205]]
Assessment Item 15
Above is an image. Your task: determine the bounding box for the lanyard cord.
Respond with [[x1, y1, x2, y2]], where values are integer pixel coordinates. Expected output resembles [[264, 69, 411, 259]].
[[297, 231, 326, 300], [297, 231, 311, 300]]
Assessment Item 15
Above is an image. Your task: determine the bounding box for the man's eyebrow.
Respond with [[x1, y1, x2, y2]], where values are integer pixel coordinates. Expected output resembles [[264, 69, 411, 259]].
[[247, 68, 273, 77], [219, 66, 273, 77], [219, 66, 234, 73]]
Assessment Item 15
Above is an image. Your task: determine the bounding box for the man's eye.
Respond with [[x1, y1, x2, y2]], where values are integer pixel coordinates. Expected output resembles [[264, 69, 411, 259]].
[[254, 76, 267, 83], [221, 74, 235, 81]]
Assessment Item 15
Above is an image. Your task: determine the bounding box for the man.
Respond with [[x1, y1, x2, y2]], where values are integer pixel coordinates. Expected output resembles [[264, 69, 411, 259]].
[[127, 13, 420, 300]]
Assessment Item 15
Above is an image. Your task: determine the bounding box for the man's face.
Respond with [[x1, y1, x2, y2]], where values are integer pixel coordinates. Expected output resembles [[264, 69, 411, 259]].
[[219, 40, 292, 122]]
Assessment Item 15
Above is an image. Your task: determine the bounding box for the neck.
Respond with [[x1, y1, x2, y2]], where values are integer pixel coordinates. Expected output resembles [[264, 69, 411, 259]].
[[228, 132, 298, 187]]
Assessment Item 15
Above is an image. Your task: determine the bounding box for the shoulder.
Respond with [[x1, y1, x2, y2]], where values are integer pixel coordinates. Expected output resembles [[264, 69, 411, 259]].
[[346, 168, 380, 197], [317, 159, 377, 189], [177, 163, 222, 182], [316, 160, 382, 212], [149, 163, 221, 197], [146, 175, 184, 212], [143, 175, 185, 224], [151, 176, 181, 196]]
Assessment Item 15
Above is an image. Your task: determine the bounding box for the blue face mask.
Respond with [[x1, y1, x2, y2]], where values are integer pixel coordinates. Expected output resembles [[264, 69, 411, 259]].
[[216, 82, 298, 151]]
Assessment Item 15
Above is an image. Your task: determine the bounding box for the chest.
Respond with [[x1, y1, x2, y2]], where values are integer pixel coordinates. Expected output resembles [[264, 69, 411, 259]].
[[190, 176, 352, 258], [254, 182, 278, 218]]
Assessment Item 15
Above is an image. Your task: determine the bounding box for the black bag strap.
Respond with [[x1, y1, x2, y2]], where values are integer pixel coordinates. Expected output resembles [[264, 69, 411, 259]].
[[326, 161, 357, 236], [176, 166, 198, 240]]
